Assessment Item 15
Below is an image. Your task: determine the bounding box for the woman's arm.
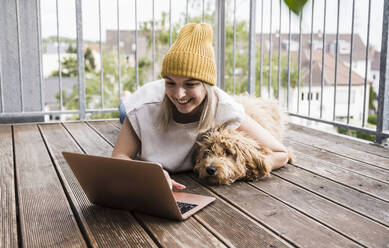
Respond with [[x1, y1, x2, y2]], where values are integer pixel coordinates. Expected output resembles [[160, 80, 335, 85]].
[[112, 117, 141, 159], [112, 117, 186, 190], [237, 114, 288, 171]]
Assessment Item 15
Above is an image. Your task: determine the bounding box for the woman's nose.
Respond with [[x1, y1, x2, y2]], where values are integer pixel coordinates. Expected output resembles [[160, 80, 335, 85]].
[[175, 87, 186, 98]]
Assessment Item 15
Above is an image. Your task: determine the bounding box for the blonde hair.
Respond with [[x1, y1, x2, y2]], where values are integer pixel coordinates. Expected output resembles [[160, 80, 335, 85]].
[[156, 83, 217, 133]]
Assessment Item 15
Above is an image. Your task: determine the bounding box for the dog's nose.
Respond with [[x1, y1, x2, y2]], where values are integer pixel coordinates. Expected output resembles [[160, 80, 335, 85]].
[[206, 166, 217, 175]]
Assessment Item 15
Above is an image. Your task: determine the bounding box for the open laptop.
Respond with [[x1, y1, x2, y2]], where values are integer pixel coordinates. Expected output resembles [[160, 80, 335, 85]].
[[62, 152, 215, 221]]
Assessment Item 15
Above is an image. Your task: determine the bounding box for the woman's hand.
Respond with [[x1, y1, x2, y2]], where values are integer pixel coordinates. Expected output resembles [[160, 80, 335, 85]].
[[163, 170, 186, 190]]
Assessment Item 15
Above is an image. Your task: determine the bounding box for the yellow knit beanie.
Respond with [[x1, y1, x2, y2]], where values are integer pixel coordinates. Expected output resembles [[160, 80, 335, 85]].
[[161, 23, 217, 86]]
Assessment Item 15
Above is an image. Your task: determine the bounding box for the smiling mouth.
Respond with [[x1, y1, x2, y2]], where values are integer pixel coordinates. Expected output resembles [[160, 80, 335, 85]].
[[176, 99, 191, 105]]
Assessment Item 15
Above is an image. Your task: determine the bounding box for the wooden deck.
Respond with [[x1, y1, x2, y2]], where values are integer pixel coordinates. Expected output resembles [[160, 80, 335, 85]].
[[1, 120, 389, 248]]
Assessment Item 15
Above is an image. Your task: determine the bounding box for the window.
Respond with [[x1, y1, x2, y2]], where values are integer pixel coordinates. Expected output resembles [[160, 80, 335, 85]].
[[301, 93, 304, 100], [316, 92, 319, 100]]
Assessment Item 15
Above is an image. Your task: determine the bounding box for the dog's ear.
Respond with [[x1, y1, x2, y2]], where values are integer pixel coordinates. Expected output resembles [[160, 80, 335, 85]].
[[191, 132, 207, 165], [191, 141, 202, 165]]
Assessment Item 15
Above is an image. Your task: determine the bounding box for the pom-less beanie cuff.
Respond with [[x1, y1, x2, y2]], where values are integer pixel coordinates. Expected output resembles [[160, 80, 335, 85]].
[[161, 23, 217, 86]]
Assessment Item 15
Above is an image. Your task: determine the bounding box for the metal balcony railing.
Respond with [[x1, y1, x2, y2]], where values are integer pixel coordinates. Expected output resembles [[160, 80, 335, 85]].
[[0, 0, 388, 146]]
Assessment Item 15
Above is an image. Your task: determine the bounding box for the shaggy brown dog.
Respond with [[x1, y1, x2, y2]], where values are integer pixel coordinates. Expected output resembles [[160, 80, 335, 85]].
[[192, 95, 294, 185]]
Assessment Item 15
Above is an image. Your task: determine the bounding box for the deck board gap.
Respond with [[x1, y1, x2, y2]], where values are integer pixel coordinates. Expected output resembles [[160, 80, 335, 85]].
[[288, 137, 389, 172], [290, 163, 389, 204], [246, 181, 377, 247], [272, 172, 389, 229], [131, 213, 164, 248], [11, 125, 22, 248], [85, 121, 115, 147], [61, 123, 88, 154], [187, 174, 300, 248]]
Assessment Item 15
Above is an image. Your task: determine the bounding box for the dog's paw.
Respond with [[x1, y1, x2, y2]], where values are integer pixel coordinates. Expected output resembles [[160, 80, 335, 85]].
[[286, 147, 295, 164]]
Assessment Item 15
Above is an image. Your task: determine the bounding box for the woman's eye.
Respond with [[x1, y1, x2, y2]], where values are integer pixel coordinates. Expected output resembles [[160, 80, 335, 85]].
[[166, 82, 175, 86], [185, 83, 196, 87]]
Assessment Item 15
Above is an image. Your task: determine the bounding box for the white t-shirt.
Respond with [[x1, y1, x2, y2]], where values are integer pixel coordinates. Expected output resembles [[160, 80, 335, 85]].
[[123, 79, 245, 173]]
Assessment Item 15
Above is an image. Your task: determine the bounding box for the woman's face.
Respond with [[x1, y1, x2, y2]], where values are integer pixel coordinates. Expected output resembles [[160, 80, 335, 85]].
[[164, 75, 207, 114]]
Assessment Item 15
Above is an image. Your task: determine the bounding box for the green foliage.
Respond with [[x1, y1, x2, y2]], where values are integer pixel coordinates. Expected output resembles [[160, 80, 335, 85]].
[[369, 83, 377, 113], [55, 49, 152, 119], [283, 0, 308, 15], [51, 48, 95, 77], [54, 0, 304, 120], [337, 127, 376, 142], [367, 114, 377, 125], [66, 44, 77, 54]]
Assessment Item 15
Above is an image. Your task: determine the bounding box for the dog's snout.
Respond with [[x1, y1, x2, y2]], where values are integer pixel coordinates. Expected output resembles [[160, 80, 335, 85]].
[[206, 166, 217, 175]]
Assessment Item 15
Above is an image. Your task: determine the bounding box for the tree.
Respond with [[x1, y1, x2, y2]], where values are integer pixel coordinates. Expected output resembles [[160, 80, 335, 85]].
[[51, 48, 95, 77], [55, 48, 152, 119]]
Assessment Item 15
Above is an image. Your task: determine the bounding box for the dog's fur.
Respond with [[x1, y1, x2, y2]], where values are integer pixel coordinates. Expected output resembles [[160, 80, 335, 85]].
[[192, 95, 294, 185]]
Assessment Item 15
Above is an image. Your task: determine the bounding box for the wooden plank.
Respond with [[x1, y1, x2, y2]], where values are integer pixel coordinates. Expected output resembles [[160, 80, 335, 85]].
[[250, 171, 389, 247], [39, 123, 157, 248], [272, 164, 389, 227], [66, 121, 226, 247], [173, 174, 292, 248], [0, 125, 18, 248], [90, 121, 294, 247], [190, 177, 361, 248], [286, 127, 389, 170], [107, 119, 121, 128], [287, 139, 389, 184], [288, 123, 389, 159], [285, 141, 389, 202], [13, 124, 86, 247]]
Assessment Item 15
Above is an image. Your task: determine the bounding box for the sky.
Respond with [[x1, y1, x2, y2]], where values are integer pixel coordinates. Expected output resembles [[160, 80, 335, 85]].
[[40, 0, 384, 51]]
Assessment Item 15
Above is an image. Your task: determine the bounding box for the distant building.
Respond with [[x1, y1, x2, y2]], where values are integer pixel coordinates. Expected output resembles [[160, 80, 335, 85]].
[[277, 50, 369, 130]]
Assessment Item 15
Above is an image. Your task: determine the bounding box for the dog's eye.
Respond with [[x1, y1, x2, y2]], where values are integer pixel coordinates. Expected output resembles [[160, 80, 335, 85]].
[[225, 149, 231, 156]]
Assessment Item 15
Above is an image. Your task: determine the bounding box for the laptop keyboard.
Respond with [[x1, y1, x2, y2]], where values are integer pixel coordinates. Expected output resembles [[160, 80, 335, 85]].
[[177, 201, 198, 214]]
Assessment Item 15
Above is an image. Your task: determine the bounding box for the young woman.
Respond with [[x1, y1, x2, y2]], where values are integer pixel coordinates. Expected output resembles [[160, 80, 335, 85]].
[[112, 23, 288, 190]]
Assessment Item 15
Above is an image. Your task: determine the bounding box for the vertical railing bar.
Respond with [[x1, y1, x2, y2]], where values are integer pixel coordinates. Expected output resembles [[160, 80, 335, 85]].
[[56, 0, 63, 111], [76, 0, 86, 120], [116, 0, 121, 100], [297, 11, 302, 114], [308, 0, 314, 116], [98, 0, 104, 108], [202, 0, 205, 22], [37, 0, 45, 112], [333, 0, 340, 121], [248, 0, 256, 95], [233, 0, 236, 95], [0, 43, 3, 112], [320, 0, 327, 119], [216, 0, 225, 89], [15, 0, 24, 112], [135, 0, 139, 88], [169, 0, 172, 47], [186, 0, 189, 24], [376, 0, 389, 145], [277, 0, 281, 100], [268, 0, 273, 98], [346, 0, 355, 124], [287, 9, 291, 111], [152, 0, 155, 80], [259, 0, 264, 97], [362, 0, 371, 127]]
